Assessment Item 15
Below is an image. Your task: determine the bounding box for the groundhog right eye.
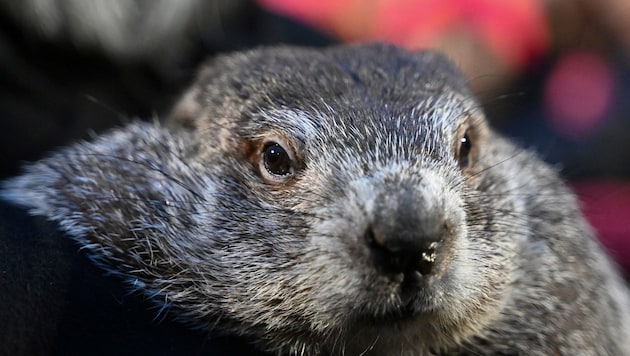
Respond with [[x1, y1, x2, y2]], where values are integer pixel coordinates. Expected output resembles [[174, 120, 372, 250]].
[[263, 142, 292, 176], [458, 131, 472, 168]]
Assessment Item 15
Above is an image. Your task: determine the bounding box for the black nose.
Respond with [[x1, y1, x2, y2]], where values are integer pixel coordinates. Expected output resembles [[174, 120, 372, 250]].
[[366, 225, 442, 276], [366, 183, 447, 276]]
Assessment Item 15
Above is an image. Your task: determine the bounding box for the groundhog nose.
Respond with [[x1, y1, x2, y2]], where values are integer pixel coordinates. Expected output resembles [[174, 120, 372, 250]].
[[366, 185, 447, 276], [366, 225, 442, 276]]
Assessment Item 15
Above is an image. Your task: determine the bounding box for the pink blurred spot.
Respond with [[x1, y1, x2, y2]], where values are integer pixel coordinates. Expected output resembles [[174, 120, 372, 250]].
[[544, 52, 615, 140], [572, 180, 630, 274], [257, 0, 549, 70]]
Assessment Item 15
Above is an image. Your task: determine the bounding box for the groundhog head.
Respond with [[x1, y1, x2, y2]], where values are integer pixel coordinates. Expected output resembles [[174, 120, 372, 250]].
[[2, 44, 549, 354]]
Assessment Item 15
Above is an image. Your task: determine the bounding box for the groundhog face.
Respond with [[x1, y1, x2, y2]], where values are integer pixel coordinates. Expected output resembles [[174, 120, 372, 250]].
[[166, 44, 522, 353], [4, 44, 527, 354]]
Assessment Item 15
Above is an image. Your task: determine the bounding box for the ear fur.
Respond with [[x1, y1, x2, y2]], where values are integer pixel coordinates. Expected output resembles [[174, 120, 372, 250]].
[[1, 121, 214, 286]]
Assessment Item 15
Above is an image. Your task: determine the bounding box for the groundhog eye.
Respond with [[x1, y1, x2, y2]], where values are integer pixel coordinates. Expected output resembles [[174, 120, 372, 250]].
[[458, 131, 472, 168], [263, 142, 292, 176]]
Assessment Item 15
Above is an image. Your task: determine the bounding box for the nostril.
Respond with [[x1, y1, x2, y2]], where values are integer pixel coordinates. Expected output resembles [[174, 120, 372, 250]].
[[365, 227, 375, 246], [366, 227, 402, 273], [365, 226, 441, 276], [365, 226, 385, 248]]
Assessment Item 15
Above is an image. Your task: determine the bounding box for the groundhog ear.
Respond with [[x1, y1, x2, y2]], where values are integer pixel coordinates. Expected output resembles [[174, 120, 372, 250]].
[[3, 122, 145, 227], [1, 121, 199, 251], [168, 87, 203, 130], [1, 121, 208, 283]]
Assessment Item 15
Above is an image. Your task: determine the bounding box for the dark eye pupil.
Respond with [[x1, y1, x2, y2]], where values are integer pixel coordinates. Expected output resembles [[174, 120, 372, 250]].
[[459, 132, 472, 168], [264, 143, 292, 176]]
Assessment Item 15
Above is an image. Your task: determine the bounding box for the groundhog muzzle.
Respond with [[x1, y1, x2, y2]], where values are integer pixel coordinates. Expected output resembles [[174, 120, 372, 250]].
[[3, 43, 629, 355]]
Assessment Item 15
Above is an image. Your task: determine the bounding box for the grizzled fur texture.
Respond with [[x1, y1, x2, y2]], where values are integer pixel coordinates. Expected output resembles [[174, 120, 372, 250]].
[[3, 43, 630, 355]]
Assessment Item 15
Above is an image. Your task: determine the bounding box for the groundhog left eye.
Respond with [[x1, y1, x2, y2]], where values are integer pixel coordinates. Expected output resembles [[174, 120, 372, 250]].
[[263, 142, 292, 176], [458, 131, 472, 168]]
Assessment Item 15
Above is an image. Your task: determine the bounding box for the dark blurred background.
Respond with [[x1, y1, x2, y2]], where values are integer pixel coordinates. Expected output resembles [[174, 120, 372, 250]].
[[0, 0, 628, 268]]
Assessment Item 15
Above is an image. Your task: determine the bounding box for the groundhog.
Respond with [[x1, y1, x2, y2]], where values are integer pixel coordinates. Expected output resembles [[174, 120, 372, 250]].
[[3, 43, 629, 355]]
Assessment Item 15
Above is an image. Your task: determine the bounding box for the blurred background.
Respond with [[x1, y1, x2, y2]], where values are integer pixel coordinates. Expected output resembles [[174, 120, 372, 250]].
[[0, 0, 628, 272]]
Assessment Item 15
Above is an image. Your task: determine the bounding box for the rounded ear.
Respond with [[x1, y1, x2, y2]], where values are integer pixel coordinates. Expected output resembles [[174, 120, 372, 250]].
[[168, 86, 203, 130]]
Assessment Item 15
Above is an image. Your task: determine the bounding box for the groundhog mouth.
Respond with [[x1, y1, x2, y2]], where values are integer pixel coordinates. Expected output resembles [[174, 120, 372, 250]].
[[352, 298, 441, 333], [347, 274, 448, 329]]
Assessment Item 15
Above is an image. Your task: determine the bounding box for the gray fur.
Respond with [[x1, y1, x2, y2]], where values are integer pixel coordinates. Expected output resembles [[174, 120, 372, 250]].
[[3, 43, 629, 355]]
